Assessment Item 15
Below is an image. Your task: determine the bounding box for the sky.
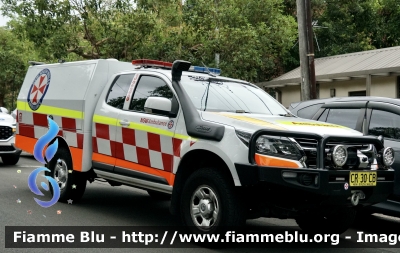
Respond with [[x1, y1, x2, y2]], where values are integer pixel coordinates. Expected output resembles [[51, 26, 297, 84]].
[[0, 2, 9, 27]]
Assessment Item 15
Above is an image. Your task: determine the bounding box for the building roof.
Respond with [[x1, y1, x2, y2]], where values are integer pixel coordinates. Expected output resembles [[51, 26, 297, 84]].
[[258, 46, 400, 88]]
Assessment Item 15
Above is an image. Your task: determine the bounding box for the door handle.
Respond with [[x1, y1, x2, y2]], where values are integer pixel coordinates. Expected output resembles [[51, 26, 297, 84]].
[[119, 120, 130, 126]]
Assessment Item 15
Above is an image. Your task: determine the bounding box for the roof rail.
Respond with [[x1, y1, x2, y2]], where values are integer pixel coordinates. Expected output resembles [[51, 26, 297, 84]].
[[28, 61, 46, 66]]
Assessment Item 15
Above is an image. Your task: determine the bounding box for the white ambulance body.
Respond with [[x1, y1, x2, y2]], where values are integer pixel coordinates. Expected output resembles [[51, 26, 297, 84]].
[[16, 59, 395, 234]]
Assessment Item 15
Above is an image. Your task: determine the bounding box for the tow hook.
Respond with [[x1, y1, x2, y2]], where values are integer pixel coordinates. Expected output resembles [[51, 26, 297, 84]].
[[350, 190, 365, 206]]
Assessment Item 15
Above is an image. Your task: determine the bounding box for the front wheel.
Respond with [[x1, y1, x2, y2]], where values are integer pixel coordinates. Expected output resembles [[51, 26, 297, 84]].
[[180, 168, 245, 234], [47, 147, 86, 202], [295, 207, 356, 234]]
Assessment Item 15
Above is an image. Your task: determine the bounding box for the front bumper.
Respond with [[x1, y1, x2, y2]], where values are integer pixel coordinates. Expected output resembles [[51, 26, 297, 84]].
[[237, 129, 396, 211], [236, 164, 394, 208], [0, 136, 22, 155]]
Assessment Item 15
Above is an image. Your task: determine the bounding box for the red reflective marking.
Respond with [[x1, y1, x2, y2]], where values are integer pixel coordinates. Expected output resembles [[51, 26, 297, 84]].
[[114, 141, 124, 160], [92, 136, 98, 153], [162, 153, 173, 172], [19, 124, 35, 138], [131, 59, 173, 68], [33, 113, 47, 127], [77, 133, 83, 149], [62, 117, 76, 130], [148, 132, 161, 152], [95, 123, 109, 139], [173, 138, 182, 157], [137, 147, 151, 167], [122, 128, 136, 146]]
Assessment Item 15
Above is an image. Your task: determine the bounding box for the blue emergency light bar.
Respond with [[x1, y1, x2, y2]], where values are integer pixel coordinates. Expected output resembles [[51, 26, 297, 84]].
[[189, 66, 221, 75]]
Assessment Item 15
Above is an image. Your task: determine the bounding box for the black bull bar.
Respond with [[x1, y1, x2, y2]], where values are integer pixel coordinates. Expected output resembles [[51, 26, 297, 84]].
[[247, 129, 385, 168]]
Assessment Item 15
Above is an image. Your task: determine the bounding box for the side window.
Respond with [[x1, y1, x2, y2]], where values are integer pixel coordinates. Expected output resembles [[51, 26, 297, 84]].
[[325, 109, 360, 129], [106, 74, 135, 109], [369, 110, 400, 140], [297, 103, 323, 119], [317, 109, 329, 122], [130, 76, 173, 112]]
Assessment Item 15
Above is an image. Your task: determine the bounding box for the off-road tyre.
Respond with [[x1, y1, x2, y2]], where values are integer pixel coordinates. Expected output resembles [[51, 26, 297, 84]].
[[180, 167, 246, 234]]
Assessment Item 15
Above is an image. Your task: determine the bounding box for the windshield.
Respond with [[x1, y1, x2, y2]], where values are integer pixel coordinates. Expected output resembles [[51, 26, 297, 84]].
[[180, 75, 289, 115]]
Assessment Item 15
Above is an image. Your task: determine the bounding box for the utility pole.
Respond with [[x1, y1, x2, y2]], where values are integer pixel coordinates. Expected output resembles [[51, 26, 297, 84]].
[[296, 0, 317, 100]]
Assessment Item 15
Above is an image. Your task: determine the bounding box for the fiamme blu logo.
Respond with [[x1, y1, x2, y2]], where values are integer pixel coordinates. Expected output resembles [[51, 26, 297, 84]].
[[28, 117, 61, 208]]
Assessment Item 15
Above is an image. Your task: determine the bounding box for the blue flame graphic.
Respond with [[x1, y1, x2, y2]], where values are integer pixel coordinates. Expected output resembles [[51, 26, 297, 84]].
[[28, 117, 60, 208], [34, 117, 59, 164]]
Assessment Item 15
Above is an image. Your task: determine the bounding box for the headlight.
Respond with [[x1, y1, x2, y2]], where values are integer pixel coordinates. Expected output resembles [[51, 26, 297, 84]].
[[235, 130, 251, 147], [255, 135, 304, 161], [382, 147, 395, 166], [331, 145, 348, 167]]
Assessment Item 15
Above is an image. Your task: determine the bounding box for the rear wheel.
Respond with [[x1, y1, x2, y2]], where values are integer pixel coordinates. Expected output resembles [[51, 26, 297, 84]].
[[1, 153, 20, 165], [47, 147, 86, 202], [180, 168, 245, 234], [295, 207, 356, 234]]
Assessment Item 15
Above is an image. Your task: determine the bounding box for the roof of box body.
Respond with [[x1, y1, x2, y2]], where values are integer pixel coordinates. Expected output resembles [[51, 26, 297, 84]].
[[258, 46, 400, 88]]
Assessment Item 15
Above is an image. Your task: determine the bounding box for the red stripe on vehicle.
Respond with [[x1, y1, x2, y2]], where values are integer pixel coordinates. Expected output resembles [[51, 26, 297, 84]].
[[92, 136, 98, 153], [122, 128, 136, 146], [62, 117, 76, 130], [114, 141, 125, 160], [161, 153, 173, 172], [148, 132, 161, 152], [19, 124, 35, 138], [77, 133, 83, 149], [173, 138, 182, 157], [136, 147, 151, 167], [33, 113, 48, 127], [95, 123, 110, 140]]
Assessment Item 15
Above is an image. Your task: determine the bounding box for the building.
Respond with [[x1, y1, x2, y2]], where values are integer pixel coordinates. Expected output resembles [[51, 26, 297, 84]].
[[257, 46, 400, 108]]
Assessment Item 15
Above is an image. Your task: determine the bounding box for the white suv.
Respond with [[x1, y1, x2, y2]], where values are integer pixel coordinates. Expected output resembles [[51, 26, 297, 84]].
[[0, 108, 20, 165]]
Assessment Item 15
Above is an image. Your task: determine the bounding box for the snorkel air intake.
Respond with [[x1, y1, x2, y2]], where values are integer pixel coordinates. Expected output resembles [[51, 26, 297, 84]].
[[171, 60, 225, 141]]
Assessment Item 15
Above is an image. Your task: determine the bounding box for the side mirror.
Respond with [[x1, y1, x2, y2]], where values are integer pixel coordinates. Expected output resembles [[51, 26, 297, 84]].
[[144, 97, 172, 117]]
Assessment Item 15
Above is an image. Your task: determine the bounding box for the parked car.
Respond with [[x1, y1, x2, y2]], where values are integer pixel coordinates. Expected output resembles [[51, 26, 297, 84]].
[[0, 108, 20, 165], [289, 96, 400, 217]]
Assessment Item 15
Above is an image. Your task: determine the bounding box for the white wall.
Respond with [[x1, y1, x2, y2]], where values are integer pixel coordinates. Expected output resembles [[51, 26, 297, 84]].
[[371, 76, 397, 98], [278, 85, 301, 108], [277, 76, 398, 107]]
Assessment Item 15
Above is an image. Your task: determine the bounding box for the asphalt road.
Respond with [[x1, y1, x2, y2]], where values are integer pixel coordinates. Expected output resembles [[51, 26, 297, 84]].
[[2, 154, 400, 253]]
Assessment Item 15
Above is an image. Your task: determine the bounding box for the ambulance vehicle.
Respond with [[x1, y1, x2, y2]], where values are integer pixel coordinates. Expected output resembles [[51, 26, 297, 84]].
[[16, 59, 395, 234]]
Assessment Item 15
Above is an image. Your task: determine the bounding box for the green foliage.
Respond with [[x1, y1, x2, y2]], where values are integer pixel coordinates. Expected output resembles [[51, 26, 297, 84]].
[[2, 0, 400, 108], [1, 0, 298, 84], [0, 27, 39, 109]]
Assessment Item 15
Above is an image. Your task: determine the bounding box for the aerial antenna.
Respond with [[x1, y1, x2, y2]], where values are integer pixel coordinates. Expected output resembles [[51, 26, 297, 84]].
[[292, 20, 327, 51], [201, 61, 217, 77]]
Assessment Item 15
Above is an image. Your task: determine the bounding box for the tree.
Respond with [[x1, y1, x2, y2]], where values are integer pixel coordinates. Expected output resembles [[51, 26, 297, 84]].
[[1, 0, 298, 84], [0, 27, 38, 108]]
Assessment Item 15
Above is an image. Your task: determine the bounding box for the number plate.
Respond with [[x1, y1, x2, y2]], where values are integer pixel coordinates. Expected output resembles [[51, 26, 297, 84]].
[[349, 171, 377, 187]]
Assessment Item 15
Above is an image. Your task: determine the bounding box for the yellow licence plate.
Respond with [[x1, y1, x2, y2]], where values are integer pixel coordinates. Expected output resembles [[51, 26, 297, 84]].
[[349, 171, 377, 186]]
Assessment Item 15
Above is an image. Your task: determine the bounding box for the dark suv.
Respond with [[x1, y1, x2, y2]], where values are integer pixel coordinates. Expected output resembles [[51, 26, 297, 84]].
[[289, 96, 400, 216]]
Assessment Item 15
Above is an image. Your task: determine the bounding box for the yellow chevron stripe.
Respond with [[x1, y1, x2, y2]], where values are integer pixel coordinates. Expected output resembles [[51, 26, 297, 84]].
[[17, 101, 84, 119], [219, 113, 285, 130]]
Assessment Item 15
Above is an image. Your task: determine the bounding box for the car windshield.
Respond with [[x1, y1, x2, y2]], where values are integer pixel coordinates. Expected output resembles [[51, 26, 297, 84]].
[[180, 75, 289, 115]]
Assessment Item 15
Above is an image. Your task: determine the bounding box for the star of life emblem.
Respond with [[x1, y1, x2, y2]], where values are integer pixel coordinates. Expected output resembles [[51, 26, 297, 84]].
[[27, 69, 51, 111]]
